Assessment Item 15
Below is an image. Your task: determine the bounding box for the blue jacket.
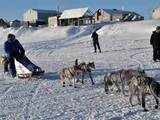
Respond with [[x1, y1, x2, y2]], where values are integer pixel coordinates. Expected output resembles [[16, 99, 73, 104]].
[[4, 39, 25, 58]]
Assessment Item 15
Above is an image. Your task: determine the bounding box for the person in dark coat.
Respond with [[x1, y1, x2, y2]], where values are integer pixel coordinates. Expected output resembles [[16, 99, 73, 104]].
[[4, 34, 43, 77], [4, 34, 17, 77], [91, 30, 101, 53], [150, 26, 160, 62]]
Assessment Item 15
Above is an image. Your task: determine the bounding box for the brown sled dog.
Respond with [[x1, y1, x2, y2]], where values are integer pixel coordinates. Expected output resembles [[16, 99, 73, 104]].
[[128, 75, 160, 111], [59, 59, 95, 87], [104, 69, 145, 95], [59, 63, 82, 87], [75, 60, 95, 85]]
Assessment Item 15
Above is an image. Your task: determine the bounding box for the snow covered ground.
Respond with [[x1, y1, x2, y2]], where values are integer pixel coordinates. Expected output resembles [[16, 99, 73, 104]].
[[0, 20, 160, 119]]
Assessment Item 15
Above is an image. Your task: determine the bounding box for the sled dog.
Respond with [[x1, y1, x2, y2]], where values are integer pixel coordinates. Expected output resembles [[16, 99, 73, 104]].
[[75, 60, 95, 85], [59, 65, 82, 87], [104, 69, 146, 95], [128, 75, 160, 111]]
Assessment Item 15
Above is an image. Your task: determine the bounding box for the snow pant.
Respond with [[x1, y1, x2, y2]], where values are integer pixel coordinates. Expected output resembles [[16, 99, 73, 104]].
[[153, 47, 160, 60], [15, 55, 41, 72], [93, 41, 101, 52], [4, 57, 16, 77], [4, 55, 41, 77]]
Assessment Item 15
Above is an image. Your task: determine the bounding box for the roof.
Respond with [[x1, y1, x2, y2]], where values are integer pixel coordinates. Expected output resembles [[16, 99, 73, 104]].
[[12, 19, 21, 22], [102, 9, 130, 15], [153, 7, 160, 11], [154, 7, 160, 9], [59, 7, 92, 19], [32, 9, 60, 15], [0, 18, 8, 23]]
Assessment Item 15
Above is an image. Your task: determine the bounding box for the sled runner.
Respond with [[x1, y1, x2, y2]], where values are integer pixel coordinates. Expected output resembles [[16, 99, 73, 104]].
[[15, 60, 44, 79]]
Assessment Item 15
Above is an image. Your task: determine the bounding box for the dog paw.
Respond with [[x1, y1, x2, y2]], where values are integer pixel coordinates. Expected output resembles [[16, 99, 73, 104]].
[[116, 90, 121, 93], [76, 80, 80, 83], [143, 109, 149, 112], [130, 104, 134, 107]]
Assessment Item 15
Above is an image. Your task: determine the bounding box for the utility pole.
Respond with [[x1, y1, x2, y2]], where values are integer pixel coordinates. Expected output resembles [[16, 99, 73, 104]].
[[121, 6, 124, 11], [57, 5, 60, 12], [57, 0, 61, 12]]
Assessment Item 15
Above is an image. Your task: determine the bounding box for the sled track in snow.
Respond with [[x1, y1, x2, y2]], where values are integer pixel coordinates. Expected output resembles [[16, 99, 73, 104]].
[[129, 50, 158, 70], [0, 84, 15, 101], [19, 80, 46, 120], [129, 51, 145, 69], [0, 80, 25, 119], [0, 77, 24, 101], [0, 79, 46, 119], [108, 27, 152, 70], [108, 27, 145, 70]]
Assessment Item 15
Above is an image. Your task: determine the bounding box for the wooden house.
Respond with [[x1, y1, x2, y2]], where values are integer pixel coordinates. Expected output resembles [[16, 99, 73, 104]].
[[23, 9, 60, 26], [59, 7, 94, 26], [95, 9, 144, 22]]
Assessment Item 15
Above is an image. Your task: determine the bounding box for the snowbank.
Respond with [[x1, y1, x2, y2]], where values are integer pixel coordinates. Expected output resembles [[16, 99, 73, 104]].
[[0, 25, 94, 45], [97, 20, 160, 36]]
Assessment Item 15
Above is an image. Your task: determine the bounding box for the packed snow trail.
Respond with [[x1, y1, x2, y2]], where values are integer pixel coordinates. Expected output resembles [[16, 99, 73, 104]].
[[0, 76, 160, 120], [0, 20, 160, 119]]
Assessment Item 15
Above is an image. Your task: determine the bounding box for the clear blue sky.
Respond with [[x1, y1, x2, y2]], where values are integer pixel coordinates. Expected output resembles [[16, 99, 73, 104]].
[[0, 0, 160, 20]]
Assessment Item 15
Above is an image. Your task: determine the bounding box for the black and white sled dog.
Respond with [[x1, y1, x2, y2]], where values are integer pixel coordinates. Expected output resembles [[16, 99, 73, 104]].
[[128, 75, 160, 111], [59, 59, 95, 87], [104, 69, 145, 95]]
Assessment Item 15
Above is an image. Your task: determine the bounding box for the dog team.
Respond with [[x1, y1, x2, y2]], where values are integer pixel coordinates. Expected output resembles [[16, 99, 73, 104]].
[[59, 59, 160, 112]]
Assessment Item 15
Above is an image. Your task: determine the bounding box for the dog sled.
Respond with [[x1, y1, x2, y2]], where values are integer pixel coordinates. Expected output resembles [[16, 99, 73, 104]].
[[15, 59, 44, 79]]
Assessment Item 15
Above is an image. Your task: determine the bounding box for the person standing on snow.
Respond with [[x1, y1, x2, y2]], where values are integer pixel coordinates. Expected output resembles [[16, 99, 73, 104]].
[[91, 30, 101, 53], [4, 34, 43, 77], [150, 26, 160, 62]]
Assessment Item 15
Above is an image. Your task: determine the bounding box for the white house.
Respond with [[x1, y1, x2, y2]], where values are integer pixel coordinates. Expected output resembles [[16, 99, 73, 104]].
[[59, 7, 94, 26], [48, 16, 60, 27], [23, 9, 60, 25], [152, 7, 160, 19]]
